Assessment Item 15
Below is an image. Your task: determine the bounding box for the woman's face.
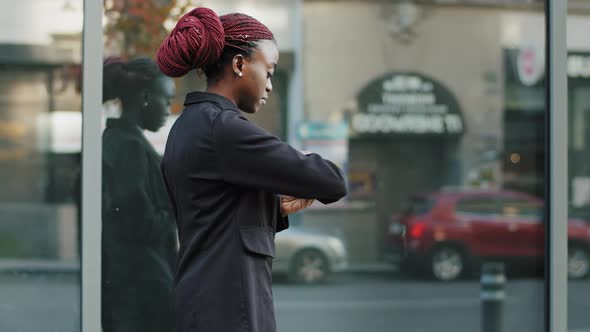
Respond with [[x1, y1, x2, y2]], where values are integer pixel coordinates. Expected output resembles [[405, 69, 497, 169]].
[[236, 39, 279, 114], [141, 76, 175, 132]]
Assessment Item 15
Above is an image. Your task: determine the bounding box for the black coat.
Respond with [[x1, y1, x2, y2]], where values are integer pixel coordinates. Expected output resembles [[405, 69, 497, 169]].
[[161, 92, 348, 332], [101, 118, 177, 332]]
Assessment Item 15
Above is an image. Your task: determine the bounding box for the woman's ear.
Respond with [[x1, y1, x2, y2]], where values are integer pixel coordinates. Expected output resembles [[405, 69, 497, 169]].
[[232, 54, 245, 77]]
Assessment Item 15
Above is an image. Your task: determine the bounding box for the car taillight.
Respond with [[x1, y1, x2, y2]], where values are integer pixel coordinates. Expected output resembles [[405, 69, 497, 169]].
[[409, 223, 427, 239]]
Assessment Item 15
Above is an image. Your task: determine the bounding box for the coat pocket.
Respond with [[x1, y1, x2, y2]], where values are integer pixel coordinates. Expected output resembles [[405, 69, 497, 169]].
[[239, 226, 275, 258]]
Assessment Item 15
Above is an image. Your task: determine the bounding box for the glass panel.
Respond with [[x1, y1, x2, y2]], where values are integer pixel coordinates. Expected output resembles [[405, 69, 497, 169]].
[[102, 1, 549, 332], [0, 0, 83, 331], [567, 2, 590, 331], [286, 1, 547, 332], [101, 0, 188, 330], [101, 0, 296, 329]]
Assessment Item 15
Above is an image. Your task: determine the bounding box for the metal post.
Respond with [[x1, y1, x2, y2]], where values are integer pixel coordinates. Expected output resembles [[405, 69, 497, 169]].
[[481, 262, 506, 332], [82, 0, 103, 331], [546, 1, 568, 332]]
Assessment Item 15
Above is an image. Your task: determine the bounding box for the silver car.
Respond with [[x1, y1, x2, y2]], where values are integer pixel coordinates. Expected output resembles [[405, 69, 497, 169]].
[[273, 227, 348, 284]]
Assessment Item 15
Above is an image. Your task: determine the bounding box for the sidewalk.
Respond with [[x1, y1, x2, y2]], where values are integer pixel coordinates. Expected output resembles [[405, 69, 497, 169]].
[[0, 259, 395, 274], [0, 259, 80, 274]]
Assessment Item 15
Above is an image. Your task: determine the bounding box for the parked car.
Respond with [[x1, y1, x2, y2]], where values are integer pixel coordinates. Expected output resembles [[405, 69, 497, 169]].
[[386, 189, 590, 281], [273, 227, 348, 284]]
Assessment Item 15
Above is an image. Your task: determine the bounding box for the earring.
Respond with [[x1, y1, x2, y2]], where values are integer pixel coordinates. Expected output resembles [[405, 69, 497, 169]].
[[143, 101, 149, 107], [238, 72, 243, 77]]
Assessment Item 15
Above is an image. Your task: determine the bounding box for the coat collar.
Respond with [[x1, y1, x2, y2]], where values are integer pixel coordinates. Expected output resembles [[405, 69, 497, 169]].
[[184, 91, 239, 111], [105, 118, 143, 135]]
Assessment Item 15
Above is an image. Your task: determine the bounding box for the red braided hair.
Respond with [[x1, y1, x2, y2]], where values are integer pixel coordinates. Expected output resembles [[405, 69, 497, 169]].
[[156, 8, 274, 78]]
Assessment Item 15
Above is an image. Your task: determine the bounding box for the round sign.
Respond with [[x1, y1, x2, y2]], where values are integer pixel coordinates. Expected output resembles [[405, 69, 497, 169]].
[[353, 72, 464, 136]]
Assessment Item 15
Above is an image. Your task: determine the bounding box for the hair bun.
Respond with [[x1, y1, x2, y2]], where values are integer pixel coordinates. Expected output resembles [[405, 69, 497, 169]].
[[103, 58, 127, 103], [156, 7, 225, 78]]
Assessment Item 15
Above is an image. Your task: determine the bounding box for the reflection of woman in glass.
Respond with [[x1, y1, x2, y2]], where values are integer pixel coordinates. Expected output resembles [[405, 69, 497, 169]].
[[157, 8, 348, 332], [101, 57, 177, 332]]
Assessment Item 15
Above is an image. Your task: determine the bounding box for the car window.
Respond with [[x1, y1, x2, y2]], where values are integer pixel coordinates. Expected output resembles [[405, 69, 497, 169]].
[[499, 197, 543, 220], [455, 196, 500, 216], [401, 197, 435, 216]]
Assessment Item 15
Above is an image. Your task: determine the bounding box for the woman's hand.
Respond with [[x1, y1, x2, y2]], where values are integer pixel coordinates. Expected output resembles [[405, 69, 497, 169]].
[[280, 195, 314, 216]]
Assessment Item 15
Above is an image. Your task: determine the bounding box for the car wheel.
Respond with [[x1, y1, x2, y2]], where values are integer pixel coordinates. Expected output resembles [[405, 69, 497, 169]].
[[430, 246, 465, 281], [289, 249, 330, 284], [568, 245, 590, 280]]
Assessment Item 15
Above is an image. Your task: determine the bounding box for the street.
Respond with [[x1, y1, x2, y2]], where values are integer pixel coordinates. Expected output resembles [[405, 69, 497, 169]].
[[274, 272, 551, 332], [1, 271, 589, 332]]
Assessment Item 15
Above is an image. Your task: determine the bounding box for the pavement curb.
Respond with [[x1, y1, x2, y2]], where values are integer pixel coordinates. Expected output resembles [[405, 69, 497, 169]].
[[0, 259, 396, 274], [0, 259, 80, 274]]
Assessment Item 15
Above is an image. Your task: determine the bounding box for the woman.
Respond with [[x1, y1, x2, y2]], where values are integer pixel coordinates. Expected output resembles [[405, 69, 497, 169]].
[[157, 8, 348, 332], [101, 57, 177, 332]]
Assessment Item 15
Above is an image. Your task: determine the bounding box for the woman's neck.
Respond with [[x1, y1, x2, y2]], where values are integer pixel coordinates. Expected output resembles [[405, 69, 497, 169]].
[[206, 83, 238, 106], [119, 104, 142, 128]]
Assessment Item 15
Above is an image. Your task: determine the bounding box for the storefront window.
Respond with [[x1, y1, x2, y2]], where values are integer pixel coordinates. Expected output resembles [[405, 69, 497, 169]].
[[568, 3, 590, 331], [0, 0, 83, 331], [284, 1, 547, 331], [99, 0, 553, 331], [100, 0, 295, 330], [5, 1, 584, 331]]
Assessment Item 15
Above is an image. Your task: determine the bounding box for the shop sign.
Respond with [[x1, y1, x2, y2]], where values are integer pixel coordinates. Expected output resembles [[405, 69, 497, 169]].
[[298, 121, 348, 140], [298, 121, 349, 208], [517, 46, 544, 86], [298, 121, 348, 173], [507, 49, 590, 82], [353, 72, 464, 135]]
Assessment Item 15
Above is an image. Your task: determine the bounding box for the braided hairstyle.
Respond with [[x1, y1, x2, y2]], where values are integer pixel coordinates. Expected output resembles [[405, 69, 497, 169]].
[[103, 56, 164, 104], [156, 7, 275, 81]]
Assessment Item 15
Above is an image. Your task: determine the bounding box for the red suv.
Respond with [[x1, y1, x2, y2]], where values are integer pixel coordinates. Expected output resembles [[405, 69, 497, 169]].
[[386, 189, 590, 281]]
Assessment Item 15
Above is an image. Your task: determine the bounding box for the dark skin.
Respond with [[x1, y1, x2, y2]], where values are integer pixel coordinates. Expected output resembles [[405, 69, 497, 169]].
[[207, 39, 277, 114], [206, 39, 314, 215], [120, 76, 175, 132]]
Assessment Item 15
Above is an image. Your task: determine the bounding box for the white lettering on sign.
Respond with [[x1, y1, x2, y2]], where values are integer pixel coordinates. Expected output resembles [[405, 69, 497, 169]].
[[352, 113, 463, 134], [367, 103, 448, 114], [382, 75, 434, 92], [444, 114, 463, 134], [381, 93, 435, 105]]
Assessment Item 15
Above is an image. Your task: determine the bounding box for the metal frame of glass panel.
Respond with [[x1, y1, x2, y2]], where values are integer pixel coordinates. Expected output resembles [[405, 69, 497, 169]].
[[79, 0, 570, 331], [81, 0, 103, 331], [547, 1, 568, 332]]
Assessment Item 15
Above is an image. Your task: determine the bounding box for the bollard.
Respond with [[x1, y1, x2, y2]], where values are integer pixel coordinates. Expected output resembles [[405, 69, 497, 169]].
[[481, 262, 506, 332]]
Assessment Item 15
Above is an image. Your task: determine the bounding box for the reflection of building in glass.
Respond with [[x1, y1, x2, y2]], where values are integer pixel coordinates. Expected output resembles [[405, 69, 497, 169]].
[[3, 0, 587, 268], [299, 3, 510, 264], [296, 2, 590, 266], [504, 49, 590, 216], [0, 41, 81, 259], [502, 48, 546, 198], [3, 1, 590, 331]]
